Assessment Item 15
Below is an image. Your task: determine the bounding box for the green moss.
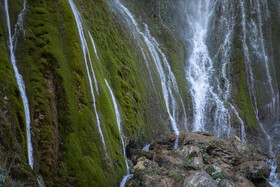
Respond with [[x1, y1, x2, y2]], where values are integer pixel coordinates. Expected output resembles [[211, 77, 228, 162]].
[[212, 171, 229, 180], [5, 0, 274, 186], [184, 155, 191, 168], [170, 173, 182, 182], [7, 0, 165, 185], [146, 168, 154, 176], [233, 42, 259, 130]]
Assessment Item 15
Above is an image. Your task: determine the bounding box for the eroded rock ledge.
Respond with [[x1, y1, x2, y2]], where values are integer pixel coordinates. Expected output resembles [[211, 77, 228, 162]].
[[127, 131, 272, 187]]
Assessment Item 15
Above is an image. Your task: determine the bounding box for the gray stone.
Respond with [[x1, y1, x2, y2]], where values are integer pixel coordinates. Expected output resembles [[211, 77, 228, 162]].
[[219, 179, 236, 187], [239, 161, 270, 180], [184, 171, 218, 187]]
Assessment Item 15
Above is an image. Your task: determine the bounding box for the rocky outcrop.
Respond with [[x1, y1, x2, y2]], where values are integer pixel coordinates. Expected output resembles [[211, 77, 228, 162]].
[[127, 131, 271, 187]]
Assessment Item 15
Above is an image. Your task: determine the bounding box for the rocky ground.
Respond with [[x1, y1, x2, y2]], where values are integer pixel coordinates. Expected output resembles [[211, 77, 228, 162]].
[[126, 131, 276, 187]]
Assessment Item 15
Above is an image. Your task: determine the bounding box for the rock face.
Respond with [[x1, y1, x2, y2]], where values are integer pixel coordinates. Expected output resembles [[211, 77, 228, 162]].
[[127, 131, 271, 187], [184, 171, 217, 187]]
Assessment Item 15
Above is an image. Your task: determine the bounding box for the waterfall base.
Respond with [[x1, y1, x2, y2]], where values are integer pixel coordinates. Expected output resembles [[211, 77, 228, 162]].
[[120, 174, 133, 187], [127, 131, 274, 187]]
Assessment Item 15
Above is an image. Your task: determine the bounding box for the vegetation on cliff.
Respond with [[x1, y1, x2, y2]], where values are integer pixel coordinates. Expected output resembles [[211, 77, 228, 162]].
[[0, 0, 279, 186]]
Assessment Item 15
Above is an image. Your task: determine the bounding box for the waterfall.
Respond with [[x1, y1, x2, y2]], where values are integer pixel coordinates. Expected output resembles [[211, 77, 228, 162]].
[[112, 0, 155, 88], [112, 0, 187, 138], [240, 1, 280, 185], [248, 0, 275, 97], [104, 80, 133, 187], [4, 0, 34, 169], [68, 0, 108, 158], [142, 144, 150, 152], [88, 31, 100, 61], [240, 0, 274, 155], [267, 159, 280, 187], [229, 103, 247, 142], [184, 0, 232, 137], [216, 1, 247, 141]]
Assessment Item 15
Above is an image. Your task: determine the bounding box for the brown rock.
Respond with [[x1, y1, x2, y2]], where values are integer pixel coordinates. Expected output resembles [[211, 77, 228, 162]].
[[128, 131, 273, 187], [239, 161, 271, 180], [234, 174, 254, 187], [183, 171, 218, 187], [219, 179, 236, 187], [150, 131, 176, 151], [132, 157, 160, 177], [203, 131, 213, 136]]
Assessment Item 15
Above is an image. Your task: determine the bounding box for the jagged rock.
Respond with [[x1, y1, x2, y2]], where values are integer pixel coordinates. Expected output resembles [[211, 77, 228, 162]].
[[180, 145, 203, 168], [144, 176, 175, 187], [132, 157, 160, 177], [130, 149, 153, 165], [150, 131, 177, 151], [218, 179, 236, 187], [234, 174, 254, 187], [128, 131, 272, 187], [183, 171, 217, 187], [239, 161, 270, 180], [205, 165, 230, 181], [202, 131, 213, 136]]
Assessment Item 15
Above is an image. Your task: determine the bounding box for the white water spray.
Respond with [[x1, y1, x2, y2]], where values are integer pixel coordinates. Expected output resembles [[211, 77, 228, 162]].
[[213, 1, 247, 141], [104, 79, 133, 187], [184, 0, 231, 137], [249, 0, 275, 96], [142, 144, 150, 152], [68, 0, 108, 158], [240, 1, 279, 185], [113, 0, 187, 138], [4, 0, 34, 169]]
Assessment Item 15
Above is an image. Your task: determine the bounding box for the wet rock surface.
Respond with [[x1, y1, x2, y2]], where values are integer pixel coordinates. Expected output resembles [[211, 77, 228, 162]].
[[127, 131, 272, 187]]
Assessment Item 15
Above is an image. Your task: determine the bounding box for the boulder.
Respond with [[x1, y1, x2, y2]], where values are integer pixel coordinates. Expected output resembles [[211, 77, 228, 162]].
[[179, 145, 204, 169], [183, 171, 218, 187], [205, 165, 230, 181], [218, 179, 236, 187], [150, 131, 176, 151], [127, 131, 273, 187], [234, 174, 254, 187], [144, 175, 175, 187], [239, 161, 270, 180]]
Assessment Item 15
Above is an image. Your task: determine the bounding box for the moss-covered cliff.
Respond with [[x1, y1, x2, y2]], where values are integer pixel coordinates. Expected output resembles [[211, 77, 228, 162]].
[[0, 0, 171, 186], [0, 0, 279, 186]]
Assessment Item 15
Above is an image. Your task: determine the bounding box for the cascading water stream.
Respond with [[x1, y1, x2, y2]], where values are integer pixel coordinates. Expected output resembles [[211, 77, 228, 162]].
[[184, 0, 231, 138], [68, 0, 108, 158], [113, 0, 187, 141], [88, 31, 100, 61], [4, 0, 34, 169], [105, 79, 133, 187], [112, 1, 155, 89], [249, 0, 275, 97], [216, 1, 247, 141], [240, 1, 280, 185]]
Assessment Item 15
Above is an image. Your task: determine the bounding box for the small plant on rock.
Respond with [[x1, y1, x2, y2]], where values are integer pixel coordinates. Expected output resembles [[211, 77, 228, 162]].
[[146, 168, 154, 176], [170, 173, 182, 182]]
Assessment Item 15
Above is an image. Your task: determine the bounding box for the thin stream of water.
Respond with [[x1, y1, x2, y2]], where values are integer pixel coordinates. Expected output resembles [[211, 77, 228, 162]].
[[113, 0, 187, 137], [105, 79, 134, 187], [68, 0, 108, 158], [4, 0, 34, 168]]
